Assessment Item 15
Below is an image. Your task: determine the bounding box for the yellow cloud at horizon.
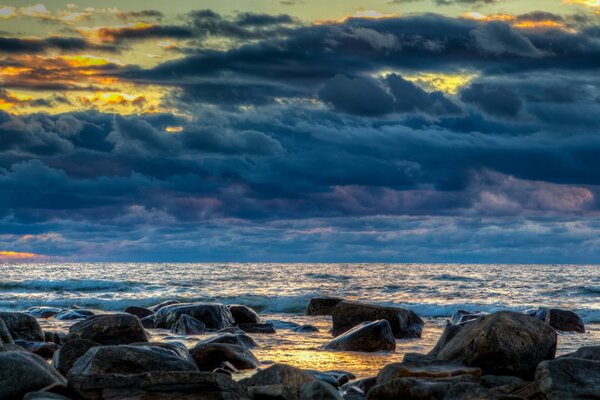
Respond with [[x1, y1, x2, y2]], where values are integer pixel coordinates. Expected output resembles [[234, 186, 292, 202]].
[[404, 72, 478, 95], [0, 250, 39, 259], [464, 12, 569, 31]]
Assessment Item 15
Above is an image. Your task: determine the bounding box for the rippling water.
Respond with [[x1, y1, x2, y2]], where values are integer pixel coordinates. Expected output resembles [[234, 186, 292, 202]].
[[3, 263, 600, 376]]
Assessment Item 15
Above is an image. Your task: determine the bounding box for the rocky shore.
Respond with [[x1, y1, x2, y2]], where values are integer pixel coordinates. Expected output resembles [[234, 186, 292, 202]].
[[0, 298, 595, 399]]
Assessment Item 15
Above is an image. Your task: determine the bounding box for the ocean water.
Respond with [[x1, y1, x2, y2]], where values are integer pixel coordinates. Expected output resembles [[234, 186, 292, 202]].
[[2, 263, 600, 377]]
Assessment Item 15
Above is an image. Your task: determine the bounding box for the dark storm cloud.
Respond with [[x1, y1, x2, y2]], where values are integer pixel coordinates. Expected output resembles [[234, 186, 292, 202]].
[[460, 83, 523, 117], [0, 36, 115, 54]]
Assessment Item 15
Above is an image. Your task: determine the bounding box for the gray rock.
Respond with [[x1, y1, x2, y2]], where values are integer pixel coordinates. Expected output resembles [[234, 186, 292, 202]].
[[241, 364, 316, 397], [124, 306, 154, 319], [141, 314, 156, 329], [248, 384, 297, 400], [300, 381, 343, 400], [191, 343, 259, 371], [545, 308, 585, 333], [26, 307, 63, 319], [341, 377, 376, 397], [67, 313, 149, 345], [15, 340, 59, 359], [451, 310, 487, 325], [67, 371, 249, 399], [331, 302, 423, 339], [307, 298, 345, 316], [0, 351, 66, 399], [537, 357, 600, 400], [155, 302, 235, 330], [149, 300, 180, 312], [0, 312, 44, 341], [130, 341, 196, 366], [228, 304, 260, 324], [377, 358, 481, 385], [325, 320, 395, 352], [560, 345, 600, 361], [172, 314, 206, 335], [428, 323, 463, 358], [0, 318, 14, 345], [69, 344, 198, 376], [54, 309, 95, 321], [52, 338, 99, 376], [436, 311, 556, 379], [293, 325, 319, 333], [199, 332, 258, 349]]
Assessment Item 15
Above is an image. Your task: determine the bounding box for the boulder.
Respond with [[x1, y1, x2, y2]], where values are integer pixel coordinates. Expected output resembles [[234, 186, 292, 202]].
[[199, 332, 258, 349], [561, 345, 600, 361], [52, 339, 99, 376], [545, 308, 585, 333], [241, 364, 316, 398], [0, 312, 45, 341], [68, 345, 198, 376], [341, 377, 376, 397], [67, 371, 249, 399], [435, 311, 556, 379], [480, 375, 524, 389], [377, 358, 481, 384], [238, 323, 276, 334], [154, 302, 234, 330], [306, 370, 340, 387], [15, 340, 59, 359], [428, 323, 463, 358], [537, 357, 600, 399], [331, 302, 423, 338], [307, 298, 345, 316], [129, 341, 196, 366], [322, 370, 356, 386], [300, 381, 343, 400], [140, 314, 156, 329], [248, 384, 297, 400], [228, 304, 260, 324], [44, 331, 65, 345], [123, 306, 154, 319], [172, 314, 206, 335], [325, 320, 395, 352], [149, 300, 180, 312], [54, 309, 95, 321], [23, 392, 72, 400], [0, 318, 14, 345], [451, 310, 487, 325], [26, 307, 63, 319], [0, 351, 66, 399], [294, 324, 319, 333], [67, 313, 149, 345], [190, 343, 259, 371]]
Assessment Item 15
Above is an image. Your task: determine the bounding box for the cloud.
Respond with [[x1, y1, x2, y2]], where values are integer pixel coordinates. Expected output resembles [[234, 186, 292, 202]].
[[471, 21, 543, 57], [460, 83, 523, 117]]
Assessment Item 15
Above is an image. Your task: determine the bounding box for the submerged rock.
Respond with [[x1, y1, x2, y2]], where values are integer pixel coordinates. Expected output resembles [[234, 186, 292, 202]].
[[228, 304, 261, 324], [123, 306, 154, 319], [67, 313, 149, 345], [154, 302, 234, 330], [26, 307, 63, 319], [331, 301, 423, 339], [0, 312, 44, 341], [171, 314, 206, 335], [293, 324, 319, 333], [300, 380, 343, 400], [238, 322, 276, 334], [0, 351, 66, 399], [199, 332, 258, 349], [191, 342, 259, 371], [52, 339, 99, 376], [54, 309, 95, 321], [307, 297, 345, 316], [68, 344, 198, 376], [325, 320, 395, 352], [435, 311, 556, 379]]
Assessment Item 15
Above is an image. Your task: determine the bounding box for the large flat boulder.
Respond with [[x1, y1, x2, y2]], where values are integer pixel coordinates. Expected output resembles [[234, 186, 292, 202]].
[[240, 364, 316, 399], [325, 320, 395, 352], [190, 343, 259, 371], [306, 298, 345, 316], [0, 351, 66, 399], [537, 357, 600, 400], [435, 311, 556, 379], [331, 301, 423, 338], [154, 302, 235, 330], [68, 344, 198, 376], [0, 312, 44, 341], [377, 358, 481, 385], [67, 313, 149, 345]]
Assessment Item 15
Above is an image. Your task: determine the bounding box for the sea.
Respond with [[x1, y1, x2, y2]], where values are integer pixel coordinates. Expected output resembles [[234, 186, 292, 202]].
[[1, 263, 600, 377]]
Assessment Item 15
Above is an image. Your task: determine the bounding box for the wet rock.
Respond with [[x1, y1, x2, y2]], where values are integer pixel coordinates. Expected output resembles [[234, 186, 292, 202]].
[[172, 314, 206, 335], [0, 351, 66, 399], [241, 364, 316, 397], [0, 318, 14, 345], [435, 311, 556, 379], [191, 343, 259, 371], [293, 324, 319, 333], [0, 311, 45, 341], [300, 381, 343, 400], [306, 370, 340, 387], [15, 340, 59, 359], [68, 344, 198, 376], [325, 320, 395, 352], [67, 371, 249, 399], [546, 308, 585, 333], [26, 307, 63, 319], [266, 320, 302, 330], [229, 304, 261, 324], [561, 345, 600, 360], [23, 392, 72, 400], [341, 377, 376, 398], [537, 357, 600, 400], [149, 300, 180, 312], [238, 322, 276, 334], [54, 309, 95, 321], [428, 323, 463, 358], [44, 331, 65, 345], [140, 314, 155, 329], [248, 384, 297, 400], [199, 332, 259, 349], [154, 302, 235, 330], [218, 326, 247, 334], [130, 341, 196, 366], [451, 310, 488, 325], [123, 306, 154, 319], [67, 313, 149, 345], [52, 339, 99, 376], [377, 358, 481, 384], [323, 370, 356, 386], [480, 375, 524, 389], [307, 298, 345, 316], [331, 301, 423, 339]]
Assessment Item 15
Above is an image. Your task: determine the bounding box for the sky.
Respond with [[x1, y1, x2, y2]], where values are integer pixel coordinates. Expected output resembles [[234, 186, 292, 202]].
[[1, 0, 600, 263]]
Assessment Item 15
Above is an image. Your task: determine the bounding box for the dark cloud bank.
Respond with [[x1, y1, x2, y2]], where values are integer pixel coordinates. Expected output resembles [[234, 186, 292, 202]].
[[2, 11, 600, 262]]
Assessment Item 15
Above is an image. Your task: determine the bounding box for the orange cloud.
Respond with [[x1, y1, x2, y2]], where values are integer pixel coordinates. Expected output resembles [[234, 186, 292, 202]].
[[78, 22, 156, 43], [80, 92, 146, 106], [317, 10, 399, 25], [464, 12, 568, 30], [0, 250, 39, 259]]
